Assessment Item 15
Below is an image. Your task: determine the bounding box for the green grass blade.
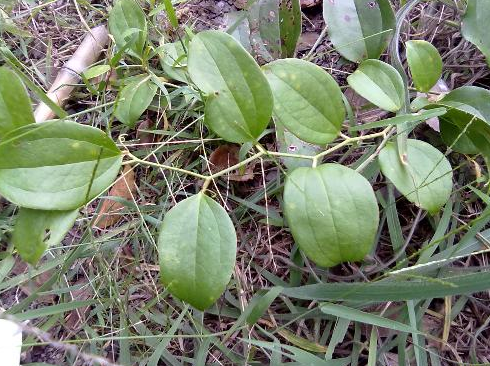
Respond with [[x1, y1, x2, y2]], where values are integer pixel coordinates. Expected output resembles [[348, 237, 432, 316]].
[[12, 300, 98, 321], [282, 270, 490, 301], [321, 303, 418, 333], [349, 108, 447, 131]]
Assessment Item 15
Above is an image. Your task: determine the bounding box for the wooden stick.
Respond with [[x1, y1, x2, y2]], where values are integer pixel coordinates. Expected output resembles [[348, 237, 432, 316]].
[[34, 25, 109, 122]]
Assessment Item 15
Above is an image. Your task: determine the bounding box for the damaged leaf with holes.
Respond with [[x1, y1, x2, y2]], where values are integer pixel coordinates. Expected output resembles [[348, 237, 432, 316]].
[[13, 208, 79, 265], [248, 0, 301, 61]]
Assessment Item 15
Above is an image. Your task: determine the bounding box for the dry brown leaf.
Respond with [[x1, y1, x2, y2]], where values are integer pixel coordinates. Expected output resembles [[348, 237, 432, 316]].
[[65, 278, 94, 331], [94, 166, 136, 228], [209, 144, 255, 182], [297, 32, 321, 52], [228, 166, 255, 182], [136, 118, 155, 145]]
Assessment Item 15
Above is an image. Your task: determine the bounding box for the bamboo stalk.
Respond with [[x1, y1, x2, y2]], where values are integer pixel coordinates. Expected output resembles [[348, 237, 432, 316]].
[[34, 25, 109, 122]]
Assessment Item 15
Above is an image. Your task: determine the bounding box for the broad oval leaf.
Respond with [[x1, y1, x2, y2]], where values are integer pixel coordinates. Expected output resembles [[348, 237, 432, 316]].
[[406, 40, 442, 93], [347, 59, 405, 112], [13, 208, 78, 265], [115, 76, 157, 127], [428, 86, 490, 156], [0, 120, 122, 210], [378, 139, 453, 214], [0, 67, 35, 138], [462, 0, 490, 66], [283, 164, 379, 267], [158, 193, 237, 310], [109, 0, 147, 57], [323, 0, 395, 63], [188, 30, 273, 143], [264, 58, 345, 145]]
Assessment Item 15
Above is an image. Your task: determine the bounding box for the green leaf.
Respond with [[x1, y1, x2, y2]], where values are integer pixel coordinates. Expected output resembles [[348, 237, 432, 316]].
[[323, 0, 395, 63], [0, 66, 35, 138], [114, 76, 157, 127], [188, 30, 273, 143], [282, 270, 490, 301], [283, 164, 379, 267], [275, 122, 321, 171], [109, 0, 147, 57], [428, 86, 490, 156], [347, 59, 405, 112], [223, 286, 284, 340], [0, 9, 32, 37], [248, 0, 301, 60], [0, 120, 122, 211], [162, 0, 178, 28], [158, 193, 237, 310], [462, 0, 490, 66], [406, 40, 442, 93], [13, 208, 78, 265], [320, 303, 418, 333], [246, 286, 283, 325], [0, 47, 67, 119], [158, 41, 189, 83], [160, 42, 187, 68], [378, 139, 453, 214], [13, 300, 98, 321], [276, 329, 327, 353], [225, 11, 252, 52], [83, 65, 111, 80], [264, 58, 345, 145]]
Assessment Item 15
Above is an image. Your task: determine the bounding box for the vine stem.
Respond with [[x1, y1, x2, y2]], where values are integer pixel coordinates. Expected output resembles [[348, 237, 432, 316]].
[[124, 152, 207, 180], [123, 127, 392, 190], [355, 127, 396, 172], [313, 126, 392, 165]]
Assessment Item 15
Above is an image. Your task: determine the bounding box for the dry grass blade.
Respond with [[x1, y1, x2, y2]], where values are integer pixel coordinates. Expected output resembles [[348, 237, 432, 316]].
[[64, 278, 94, 332]]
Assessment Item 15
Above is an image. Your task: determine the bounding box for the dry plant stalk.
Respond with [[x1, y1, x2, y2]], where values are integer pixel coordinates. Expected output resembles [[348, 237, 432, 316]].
[[34, 25, 109, 122]]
